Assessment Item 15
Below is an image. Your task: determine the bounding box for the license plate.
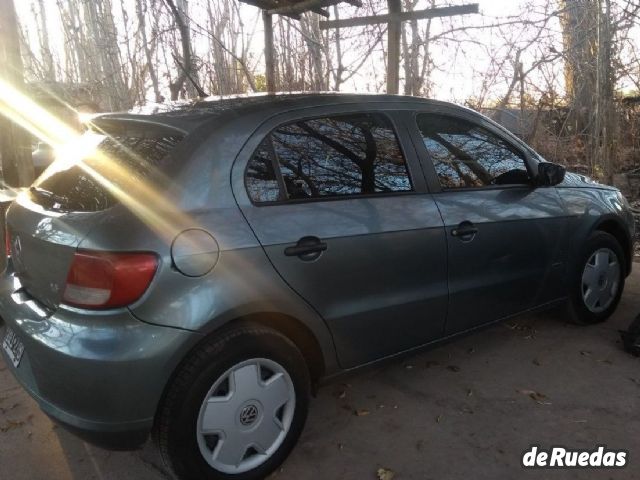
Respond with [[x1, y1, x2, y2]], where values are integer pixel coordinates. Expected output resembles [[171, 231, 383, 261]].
[[2, 327, 24, 368]]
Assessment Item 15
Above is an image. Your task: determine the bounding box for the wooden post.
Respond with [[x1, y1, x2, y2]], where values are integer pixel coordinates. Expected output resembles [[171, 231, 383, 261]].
[[263, 11, 276, 94], [387, 0, 401, 95], [318, 2, 478, 95], [0, 0, 34, 187]]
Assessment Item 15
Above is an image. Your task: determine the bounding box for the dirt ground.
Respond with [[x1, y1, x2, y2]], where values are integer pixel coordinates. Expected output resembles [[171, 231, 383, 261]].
[[1, 270, 639, 480]]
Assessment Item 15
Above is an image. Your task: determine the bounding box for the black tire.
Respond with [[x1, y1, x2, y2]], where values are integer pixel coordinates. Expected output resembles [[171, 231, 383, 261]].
[[157, 322, 310, 480], [567, 231, 625, 325]]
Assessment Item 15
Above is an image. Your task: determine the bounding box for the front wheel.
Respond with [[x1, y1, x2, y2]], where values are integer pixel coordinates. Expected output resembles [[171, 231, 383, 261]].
[[158, 323, 310, 480], [568, 231, 625, 325]]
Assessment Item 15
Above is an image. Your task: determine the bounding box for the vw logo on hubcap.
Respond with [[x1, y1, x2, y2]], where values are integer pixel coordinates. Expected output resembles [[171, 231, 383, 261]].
[[239, 404, 259, 426]]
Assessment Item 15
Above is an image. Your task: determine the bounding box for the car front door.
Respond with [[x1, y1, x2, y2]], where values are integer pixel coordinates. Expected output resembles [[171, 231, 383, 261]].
[[410, 111, 569, 334], [233, 107, 448, 368]]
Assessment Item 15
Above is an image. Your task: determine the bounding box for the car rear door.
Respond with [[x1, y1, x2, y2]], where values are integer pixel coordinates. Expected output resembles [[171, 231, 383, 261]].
[[409, 110, 569, 334], [233, 105, 448, 368]]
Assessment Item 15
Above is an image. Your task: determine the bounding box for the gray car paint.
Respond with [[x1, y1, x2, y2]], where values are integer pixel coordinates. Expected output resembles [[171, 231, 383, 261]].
[[0, 271, 200, 434], [0, 94, 634, 448], [232, 104, 448, 368], [403, 107, 569, 332]]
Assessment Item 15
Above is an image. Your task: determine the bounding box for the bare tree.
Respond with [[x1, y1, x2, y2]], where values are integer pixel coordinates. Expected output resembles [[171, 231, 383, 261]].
[[0, 0, 35, 187], [163, 0, 198, 100]]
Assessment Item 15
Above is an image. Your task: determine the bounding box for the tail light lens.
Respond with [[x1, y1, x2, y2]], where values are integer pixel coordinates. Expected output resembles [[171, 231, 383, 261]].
[[63, 250, 158, 309]]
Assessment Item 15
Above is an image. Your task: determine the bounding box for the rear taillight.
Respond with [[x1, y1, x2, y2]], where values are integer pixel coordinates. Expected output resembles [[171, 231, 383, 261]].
[[63, 250, 158, 309]]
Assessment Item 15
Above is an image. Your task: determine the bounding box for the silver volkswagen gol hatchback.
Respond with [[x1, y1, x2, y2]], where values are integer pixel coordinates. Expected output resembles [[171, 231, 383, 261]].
[[0, 94, 634, 480]]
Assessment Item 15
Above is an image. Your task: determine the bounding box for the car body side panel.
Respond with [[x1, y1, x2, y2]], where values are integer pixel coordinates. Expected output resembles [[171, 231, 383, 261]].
[[230, 105, 449, 368], [402, 104, 572, 333], [240, 197, 448, 368], [433, 187, 570, 333], [74, 123, 342, 374], [556, 180, 635, 274]]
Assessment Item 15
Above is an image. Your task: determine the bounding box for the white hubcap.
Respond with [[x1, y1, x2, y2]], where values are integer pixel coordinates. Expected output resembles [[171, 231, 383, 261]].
[[196, 358, 295, 474], [581, 247, 620, 313]]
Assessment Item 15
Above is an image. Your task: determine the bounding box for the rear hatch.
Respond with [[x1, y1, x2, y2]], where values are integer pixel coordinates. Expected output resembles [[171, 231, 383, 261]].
[[7, 119, 185, 310]]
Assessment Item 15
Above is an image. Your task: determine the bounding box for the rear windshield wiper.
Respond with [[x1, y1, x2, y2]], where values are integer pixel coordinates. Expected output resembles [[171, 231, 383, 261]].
[[29, 186, 69, 206]]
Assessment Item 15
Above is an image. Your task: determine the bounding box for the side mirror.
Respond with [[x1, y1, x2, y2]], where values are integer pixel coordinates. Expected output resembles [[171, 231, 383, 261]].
[[537, 162, 566, 187]]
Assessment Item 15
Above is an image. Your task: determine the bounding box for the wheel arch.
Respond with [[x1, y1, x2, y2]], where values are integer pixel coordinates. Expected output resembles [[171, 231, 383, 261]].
[[592, 216, 632, 276], [225, 312, 326, 385], [152, 310, 327, 438]]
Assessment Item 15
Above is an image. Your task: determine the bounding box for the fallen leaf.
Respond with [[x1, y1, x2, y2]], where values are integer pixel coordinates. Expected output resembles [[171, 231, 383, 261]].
[[405, 364, 414, 370], [532, 359, 541, 366], [0, 420, 24, 433], [377, 468, 395, 480], [338, 443, 344, 451], [354, 409, 370, 417], [338, 391, 346, 399], [446, 365, 461, 372], [517, 389, 548, 403], [436, 414, 442, 423], [580, 350, 592, 357], [467, 389, 473, 397], [460, 406, 474, 414], [598, 359, 613, 365]]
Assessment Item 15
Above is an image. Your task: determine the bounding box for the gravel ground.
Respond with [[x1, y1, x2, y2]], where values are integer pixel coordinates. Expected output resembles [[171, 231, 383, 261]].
[[1, 270, 640, 480]]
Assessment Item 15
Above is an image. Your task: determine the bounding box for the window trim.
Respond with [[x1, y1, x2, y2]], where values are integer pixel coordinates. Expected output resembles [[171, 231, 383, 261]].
[[243, 111, 417, 206], [411, 110, 538, 193]]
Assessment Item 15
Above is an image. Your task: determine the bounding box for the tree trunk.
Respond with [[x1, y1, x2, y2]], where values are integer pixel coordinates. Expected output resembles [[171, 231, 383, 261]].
[[36, 0, 56, 81], [561, 0, 598, 134], [0, 0, 34, 187], [164, 0, 197, 100], [137, 0, 162, 102]]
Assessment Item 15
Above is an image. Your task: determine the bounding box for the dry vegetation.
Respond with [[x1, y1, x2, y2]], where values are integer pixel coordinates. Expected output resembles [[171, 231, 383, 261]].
[[2, 0, 640, 187]]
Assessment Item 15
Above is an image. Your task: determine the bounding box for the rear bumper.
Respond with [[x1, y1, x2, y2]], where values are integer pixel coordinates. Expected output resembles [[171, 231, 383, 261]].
[[0, 269, 200, 450]]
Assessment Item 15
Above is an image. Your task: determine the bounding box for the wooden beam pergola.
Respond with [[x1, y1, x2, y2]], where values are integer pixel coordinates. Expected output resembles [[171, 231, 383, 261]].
[[240, 0, 479, 95], [320, 3, 479, 29], [242, 0, 361, 92], [320, 2, 478, 94]]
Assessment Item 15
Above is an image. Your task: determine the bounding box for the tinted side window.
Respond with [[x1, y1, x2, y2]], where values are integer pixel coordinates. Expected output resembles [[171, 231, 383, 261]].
[[245, 142, 281, 203], [416, 114, 530, 189], [245, 114, 412, 202]]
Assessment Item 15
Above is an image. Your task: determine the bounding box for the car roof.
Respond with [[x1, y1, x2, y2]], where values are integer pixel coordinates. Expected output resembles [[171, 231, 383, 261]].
[[90, 93, 455, 134]]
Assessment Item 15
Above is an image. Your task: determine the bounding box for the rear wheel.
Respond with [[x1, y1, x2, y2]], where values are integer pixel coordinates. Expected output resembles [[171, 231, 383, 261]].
[[158, 323, 310, 480], [568, 231, 625, 325]]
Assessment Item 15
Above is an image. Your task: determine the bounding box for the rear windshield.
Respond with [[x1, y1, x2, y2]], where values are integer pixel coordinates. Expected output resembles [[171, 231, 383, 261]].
[[30, 133, 184, 212]]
